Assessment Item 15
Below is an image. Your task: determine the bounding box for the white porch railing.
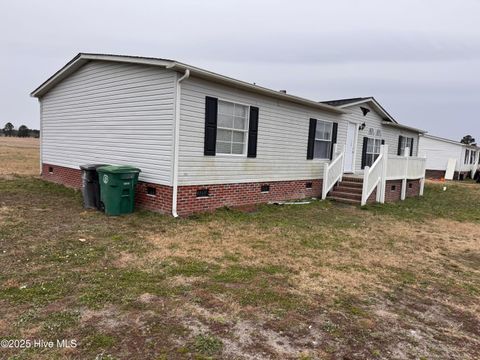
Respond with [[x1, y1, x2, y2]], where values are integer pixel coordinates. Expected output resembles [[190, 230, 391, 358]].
[[361, 145, 387, 205], [361, 146, 427, 206], [386, 148, 427, 200], [471, 156, 480, 179], [322, 144, 345, 200]]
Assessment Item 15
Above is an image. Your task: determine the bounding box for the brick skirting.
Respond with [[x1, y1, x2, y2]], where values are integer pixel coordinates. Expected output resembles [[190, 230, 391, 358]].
[[41, 163, 322, 216], [41, 163, 421, 216], [425, 169, 446, 180], [42, 163, 83, 189], [367, 179, 421, 203], [425, 169, 473, 181], [176, 179, 323, 216], [384, 179, 421, 202], [134, 182, 172, 214]]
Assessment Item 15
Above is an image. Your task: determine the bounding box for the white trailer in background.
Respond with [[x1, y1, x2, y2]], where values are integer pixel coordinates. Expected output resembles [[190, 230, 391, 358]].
[[419, 134, 479, 180]]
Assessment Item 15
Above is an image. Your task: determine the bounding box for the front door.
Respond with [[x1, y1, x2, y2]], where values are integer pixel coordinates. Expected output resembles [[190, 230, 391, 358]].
[[344, 122, 357, 173]]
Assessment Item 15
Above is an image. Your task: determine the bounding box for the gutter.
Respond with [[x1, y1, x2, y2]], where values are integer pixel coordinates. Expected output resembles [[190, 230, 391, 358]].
[[162, 62, 346, 115], [381, 121, 426, 134], [170, 68, 190, 217]]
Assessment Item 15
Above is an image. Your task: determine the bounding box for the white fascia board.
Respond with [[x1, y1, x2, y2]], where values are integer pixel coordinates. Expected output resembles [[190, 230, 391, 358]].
[[167, 62, 345, 114], [30, 53, 174, 97], [381, 121, 426, 134], [338, 97, 397, 123], [31, 53, 345, 114], [422, 133, 479, 149]]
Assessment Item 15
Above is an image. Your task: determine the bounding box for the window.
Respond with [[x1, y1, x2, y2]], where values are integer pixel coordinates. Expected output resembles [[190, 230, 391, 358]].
[[470, 150, 476, 164], [365, 138, 382, 167], [314, 120, 333, 159], [399, 137, 414, 156], [305, 182, 313, 189], [465, 149, 470, 164], [48, 167, 53, 174], [216, 100, 249, 155], [260, 184, 270, 193]]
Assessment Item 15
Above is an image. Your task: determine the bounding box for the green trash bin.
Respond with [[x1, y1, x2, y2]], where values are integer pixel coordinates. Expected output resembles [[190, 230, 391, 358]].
[[97, 165, 141, 216]]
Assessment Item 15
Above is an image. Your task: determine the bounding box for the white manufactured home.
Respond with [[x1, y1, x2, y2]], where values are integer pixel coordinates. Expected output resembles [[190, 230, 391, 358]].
[[31, 53, 427, 216], [418, 134, 480, 180]]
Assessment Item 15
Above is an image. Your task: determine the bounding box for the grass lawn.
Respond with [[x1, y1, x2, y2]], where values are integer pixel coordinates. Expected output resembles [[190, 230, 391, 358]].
[[0, 138, 479, 359]]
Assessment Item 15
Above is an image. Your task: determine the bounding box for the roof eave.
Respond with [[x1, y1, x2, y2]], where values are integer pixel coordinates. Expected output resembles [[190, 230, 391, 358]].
[[337, 97, 398, 123], [166, 62, 345, 114], [381, 121, 426, 134], [31, 54, 346, 114], [422, 133, 480, 149], [30, 53, 173, 98]]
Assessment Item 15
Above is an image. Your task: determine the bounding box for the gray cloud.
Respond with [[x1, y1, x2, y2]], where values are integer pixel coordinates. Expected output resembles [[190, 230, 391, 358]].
[[0, 0, 479, 140]]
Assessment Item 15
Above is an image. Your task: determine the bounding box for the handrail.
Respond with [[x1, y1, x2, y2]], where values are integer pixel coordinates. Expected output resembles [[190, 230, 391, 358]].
[[361, 151, 384, 206], [322, 145, 345, 200], [362, 145, 426, 204]]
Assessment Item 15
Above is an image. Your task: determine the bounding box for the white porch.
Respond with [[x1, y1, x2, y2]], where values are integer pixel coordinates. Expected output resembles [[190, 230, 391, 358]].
[[322, 144, 427, 205]]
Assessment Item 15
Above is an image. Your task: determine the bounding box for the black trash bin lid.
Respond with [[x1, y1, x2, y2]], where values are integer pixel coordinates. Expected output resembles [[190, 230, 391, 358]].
[[80, 164, 109, 171]]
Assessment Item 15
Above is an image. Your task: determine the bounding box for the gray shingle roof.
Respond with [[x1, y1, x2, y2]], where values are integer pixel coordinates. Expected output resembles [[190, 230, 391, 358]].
[[320, 97, 371, 107]]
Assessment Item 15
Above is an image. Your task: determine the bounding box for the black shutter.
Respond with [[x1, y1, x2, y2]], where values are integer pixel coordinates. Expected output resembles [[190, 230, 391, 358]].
[[307, 118, 317, 160], [361, 137, 369, 169], [381, 139, 385, 145], [329, 122, 338, 160], [204, 96, 218, 156], [247, 106, 259, 158], [397, 135, 403, 155], [410, 138, 414, 156]]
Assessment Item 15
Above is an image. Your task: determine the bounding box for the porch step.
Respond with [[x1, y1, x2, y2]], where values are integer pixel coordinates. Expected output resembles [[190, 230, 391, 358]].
[[338, 181, 363, 189], [326, 176, 363, 205], [329, 191, 362, 201], [327, 196, 360, 205], [334, 185, 363, 194], [341, 176, 363, 183]]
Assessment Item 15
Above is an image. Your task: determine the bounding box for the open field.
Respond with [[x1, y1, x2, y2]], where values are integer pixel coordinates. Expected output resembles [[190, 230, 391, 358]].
[[0, 140, 479, 359], [0, 137, 39, 176]]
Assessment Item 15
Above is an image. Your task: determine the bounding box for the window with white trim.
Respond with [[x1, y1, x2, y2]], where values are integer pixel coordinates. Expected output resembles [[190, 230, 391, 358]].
[[464, 149, 470, 164], [365, 128, 382, 167], [314, 120, 333, 159], [216, 100, 249, 155], [470, 150, 476, 164], [399, 136, 414, 156]]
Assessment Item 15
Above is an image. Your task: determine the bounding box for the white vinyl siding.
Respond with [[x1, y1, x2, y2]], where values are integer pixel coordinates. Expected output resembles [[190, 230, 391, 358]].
[[40, 61, 175, 185], [418, 135, 476, 172], [177, 77, 343, 185]]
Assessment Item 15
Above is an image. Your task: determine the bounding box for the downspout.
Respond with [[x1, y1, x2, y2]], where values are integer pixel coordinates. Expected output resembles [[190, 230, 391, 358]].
[[39, 99, 43, 175], [170, 68, 190, 217]]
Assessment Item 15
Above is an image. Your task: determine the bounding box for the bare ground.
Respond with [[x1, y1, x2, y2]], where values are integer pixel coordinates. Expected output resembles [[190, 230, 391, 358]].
[[0, 139, 479, 359]]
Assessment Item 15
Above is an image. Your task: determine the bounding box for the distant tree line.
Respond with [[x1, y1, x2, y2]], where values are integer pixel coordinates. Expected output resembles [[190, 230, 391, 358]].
[[2, 122, 40, 138]]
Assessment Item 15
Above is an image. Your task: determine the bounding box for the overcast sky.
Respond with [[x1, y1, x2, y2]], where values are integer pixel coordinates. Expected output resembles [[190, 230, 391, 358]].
[[1, 0, 479, 141]]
